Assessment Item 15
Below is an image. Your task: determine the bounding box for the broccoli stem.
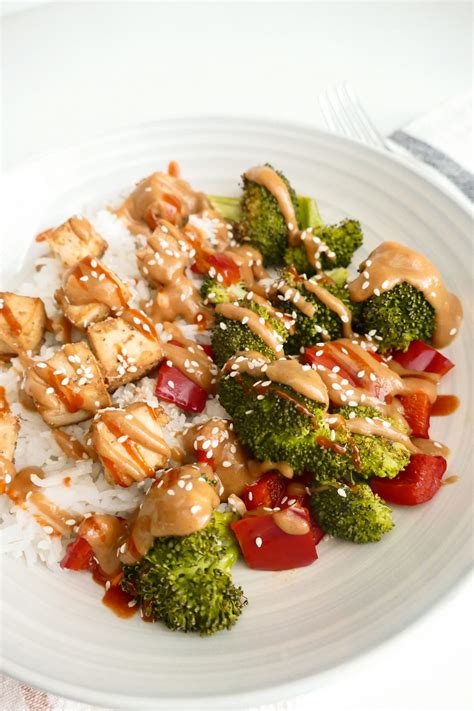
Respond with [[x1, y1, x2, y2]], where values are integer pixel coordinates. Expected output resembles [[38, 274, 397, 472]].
[[208, 194, 323, 229]]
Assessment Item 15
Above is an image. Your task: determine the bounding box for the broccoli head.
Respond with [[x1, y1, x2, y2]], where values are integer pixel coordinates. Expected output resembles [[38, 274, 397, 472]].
[[219, 374, 410, 482], [352, 282, 435, 353], [239, 164, 300, 267], [275, 267, 353, 353], [212, 300, 288, 367], [311, 480, 393, 543], [121, 511, 246, 635], [284, 219, 363, 275], [336, 406, 412, 480], [200, 275, 247, 305]]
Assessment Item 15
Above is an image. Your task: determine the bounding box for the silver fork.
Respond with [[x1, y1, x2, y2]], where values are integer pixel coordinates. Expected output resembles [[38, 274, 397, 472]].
[[319, 83, 391, 151]]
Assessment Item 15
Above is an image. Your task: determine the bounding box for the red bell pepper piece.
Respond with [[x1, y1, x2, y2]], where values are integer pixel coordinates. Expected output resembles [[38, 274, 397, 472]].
[[191, 253, 241, 286], [155, 362, 208, 413], [242, 472, 287, 510], [60, 536, 94, 571], [371, 453, 447, 505], [392, 341, 454, 376], [399, 392, 431, 439], [231, 507, 317, 571], [304, 346, 357, 385]]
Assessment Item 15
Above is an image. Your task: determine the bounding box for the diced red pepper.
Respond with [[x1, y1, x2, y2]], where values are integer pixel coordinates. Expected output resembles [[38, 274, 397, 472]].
[[371, 453, 447, 505], [399, 392, 431, 439], [200, 343, 214, 360], [191, 253, 241, 286], [392, 341, 454, 377], [155, 362, 208, 413], [242, 472, 287, 510], [304, 346, 357, 385], [231, 507, 317, 571], [60, 536, 94, 571]]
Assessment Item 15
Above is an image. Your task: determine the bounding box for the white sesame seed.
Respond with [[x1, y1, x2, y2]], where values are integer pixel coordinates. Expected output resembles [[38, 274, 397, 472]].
[[449, 328, 457, 336], [337, 487, 347, 498], [46, 387, 54, 394], [167, 380, 175, 389], [190, 504, 201, 514], [361, 281, 370, 290], [332, 383, 342, 390], [185, 482, 193, 491], [166, 489, 175, 496], [381, 280, 390, 289], [255, 536, 263, 548]]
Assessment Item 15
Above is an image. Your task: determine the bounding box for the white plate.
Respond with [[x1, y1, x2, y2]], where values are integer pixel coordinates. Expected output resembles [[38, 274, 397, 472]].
[[1, 117, 472, 709]]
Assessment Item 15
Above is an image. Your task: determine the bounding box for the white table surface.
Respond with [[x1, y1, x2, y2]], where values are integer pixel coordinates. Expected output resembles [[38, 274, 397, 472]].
[[2, 2, 473, 710]]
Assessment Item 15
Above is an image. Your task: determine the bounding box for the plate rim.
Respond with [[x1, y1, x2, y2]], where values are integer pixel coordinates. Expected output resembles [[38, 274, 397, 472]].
[[1, 114, 473, 708]]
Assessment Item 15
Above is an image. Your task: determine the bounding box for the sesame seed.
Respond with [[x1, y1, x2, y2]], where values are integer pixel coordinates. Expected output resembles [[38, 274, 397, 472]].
[[43, 526, 54, 535], [66, 519, 76, 526], [449, 328, 457, 336], [46, 387, 54, 394], [255, 536, 263, 548], [185, 482, 193, 491], [381, 280, 390, 289], [117, 435, 128, 443], [190, 505, 201, 514], [361, 281, 370, 290], [332, 383, 342, 390], [167, 380, 175, 389], [337, 488, 347, 498], [36, 362, 47, 369], [357, 370, 365, 378], [166, 489, 175, 496]]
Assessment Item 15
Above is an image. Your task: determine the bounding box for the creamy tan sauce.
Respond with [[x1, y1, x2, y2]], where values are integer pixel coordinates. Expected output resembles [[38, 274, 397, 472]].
[[299, 229, 335, 270], [78, 514, 127, 577], [53, 430, 92, 461], [273, 507, 310, 535], [215, 303, 285, 354], [224, 245, 269, 293], [277, 283, 315, 318], [121, 464, 219, 563], [245, 166, 299, 242], [225, 353, 329, 406], [348, 242, 463, 348], [116, 171, 210, 234], [62, 256, 130, 312], [441, 475, 459, 486], [137, 220, 193, 286], [8, 467, 77, 536], [411, 438, 450, 458], [303, 280, 353, 338], [182, 418, 258, 499], [163, 340, 217, 392], [150, 272, 211, 327]]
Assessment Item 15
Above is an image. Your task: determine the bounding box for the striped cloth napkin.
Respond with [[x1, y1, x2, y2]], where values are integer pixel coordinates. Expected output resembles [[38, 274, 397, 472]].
[[1, 91, 472, 711]]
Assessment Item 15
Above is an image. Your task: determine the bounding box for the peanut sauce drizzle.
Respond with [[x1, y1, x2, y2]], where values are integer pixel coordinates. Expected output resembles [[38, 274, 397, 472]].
[[93, 405, 170, 486], [431, 395, 460, 417], [120, 464, 219, 563], [78, 514, 127, 577], [273, 507, 311, 536], [182, 419, 259, 498], [163, 340, 217, 392], [64, 256, 129, 311], [303, 280, 353, 338], [116, 171, 210, 234], [245, 166, 300, 242], [224, 353, 329, 406], [34, 362, 85, 413], [7, 467, 78, 536], [149, 272, 210, 327], [348, 242, 463, 348], [137, 220, 193, 285], [53, 430, 93, 461], [0, 386, 19, 494], [215, 303, 285, 354], [224, 245, 269, 294]]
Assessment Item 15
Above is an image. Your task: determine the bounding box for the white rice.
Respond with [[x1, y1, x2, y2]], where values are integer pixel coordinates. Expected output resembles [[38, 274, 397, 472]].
[[0, 207, 228, 570]]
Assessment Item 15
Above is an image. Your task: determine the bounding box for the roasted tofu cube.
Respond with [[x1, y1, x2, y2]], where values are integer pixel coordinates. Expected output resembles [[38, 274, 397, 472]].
[[0, 390, 20, 493], [0, 292, 47, 356], [87, 309, 163, 390], [55, 256, 131, 329], [91, 402, 171, 487], [24, 342, 111, 427], [54, 288, 110, 331], [42, 216, 107, 268]]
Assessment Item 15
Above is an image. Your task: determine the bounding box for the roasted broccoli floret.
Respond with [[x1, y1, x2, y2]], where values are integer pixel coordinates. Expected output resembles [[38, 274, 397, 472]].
[[219, 375, 411, 481], [121, 512, 246, 635], [239, 164, 300, 267], [352, 282, 435, 353], [212, 300, 288, 367], [284, 219, 363, 275], [208, 194, 322, 231], [336, 406, 412, 480], [200, 275, 247, 305], [275, 267, 353, 353], [310, 480, 393, 543]]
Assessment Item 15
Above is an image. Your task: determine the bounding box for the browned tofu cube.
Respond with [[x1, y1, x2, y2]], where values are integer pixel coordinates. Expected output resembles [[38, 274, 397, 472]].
[[91, 402, 171, 487], [54, 288, 110, 330], [0, 409, 19, 493], [55, 256, 131, 330], [42, 216, 107, 268], [24, 342, 111, 427], [0, 292, 47, 356], [87, 309, 163, 390]]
